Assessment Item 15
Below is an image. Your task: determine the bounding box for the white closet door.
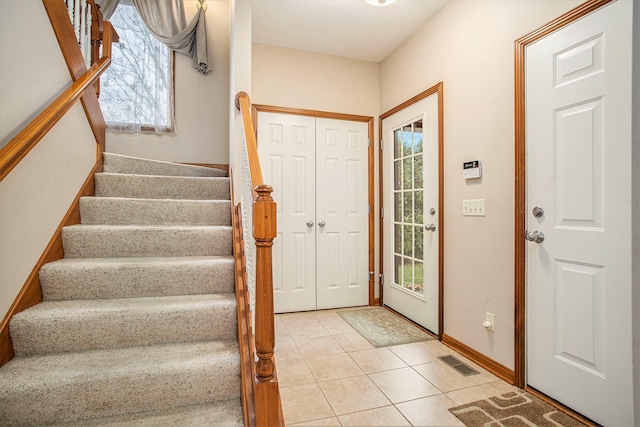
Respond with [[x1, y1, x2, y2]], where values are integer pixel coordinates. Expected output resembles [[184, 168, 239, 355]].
[[257, 112, 316, 313], [315, 118, 370, 310]]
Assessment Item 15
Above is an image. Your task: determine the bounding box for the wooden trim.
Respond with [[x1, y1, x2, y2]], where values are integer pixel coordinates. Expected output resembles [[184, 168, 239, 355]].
[[253, 103, 377, 307], [233, 203, 256, 427], [236, 93, 264, 189], [378, 82, 445, 338], [513, 0, 613, 389], [0, 162, 98, 367], [525, 386, 600, 427], [441, 333, 515, 385], [0, 58, 110, 182]]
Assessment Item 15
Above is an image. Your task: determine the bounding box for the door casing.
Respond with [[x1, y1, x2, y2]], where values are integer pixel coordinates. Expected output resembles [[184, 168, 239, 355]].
[[253, 104, 376, 306], [379, 82, 444, 339]]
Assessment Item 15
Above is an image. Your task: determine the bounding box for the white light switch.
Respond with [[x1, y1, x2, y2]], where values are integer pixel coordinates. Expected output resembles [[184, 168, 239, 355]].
[[463, 199, 485, 216]]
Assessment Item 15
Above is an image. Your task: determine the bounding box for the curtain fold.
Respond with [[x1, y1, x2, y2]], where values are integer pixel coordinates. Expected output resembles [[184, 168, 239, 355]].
[[95, 0, 209, 73]]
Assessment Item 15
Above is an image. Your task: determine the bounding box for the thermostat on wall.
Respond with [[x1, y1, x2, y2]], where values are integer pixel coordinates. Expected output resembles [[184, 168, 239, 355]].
[[463, 160, 481, 179]]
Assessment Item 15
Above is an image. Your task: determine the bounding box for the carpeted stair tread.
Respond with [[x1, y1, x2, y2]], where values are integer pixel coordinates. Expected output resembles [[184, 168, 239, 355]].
[[62, 225, 232, 258], [0, 340, 240, 426], [10, 294, 237, 356], [103, 152, 227, 177], [80, 197, 231, 226], [40, 256, 234, 301], [62, 399, 243, 427], [95, 173, 230, 200]]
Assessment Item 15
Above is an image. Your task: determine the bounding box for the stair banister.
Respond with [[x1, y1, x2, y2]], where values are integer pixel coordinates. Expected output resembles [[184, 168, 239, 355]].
[[0, 4, 117, 183], [235, 91, 283, 426]]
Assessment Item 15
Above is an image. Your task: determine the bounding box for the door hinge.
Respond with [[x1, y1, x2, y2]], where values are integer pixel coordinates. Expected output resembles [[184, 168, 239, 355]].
[[380, 139, 384, 150], [379, 273, 384, 286], [381, 207, 384, 218], [368, 137, 371, 148], [368, 205, 371, 215]]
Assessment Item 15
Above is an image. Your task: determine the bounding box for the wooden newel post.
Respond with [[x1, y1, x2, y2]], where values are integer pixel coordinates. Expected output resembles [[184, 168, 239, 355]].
[[253, 184, 277, 382]]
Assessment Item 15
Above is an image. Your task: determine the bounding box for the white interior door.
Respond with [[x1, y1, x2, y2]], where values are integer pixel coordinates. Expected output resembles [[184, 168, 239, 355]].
[[525, 2, 634, 425], [316, 118, 369, 309], [382, 93, 439, 334], [258, 112, 316, 313], [258, 112, 369, 313]]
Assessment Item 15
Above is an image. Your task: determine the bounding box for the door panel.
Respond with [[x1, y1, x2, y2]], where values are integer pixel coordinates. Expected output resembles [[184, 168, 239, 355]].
[[525, 2, 633, 425], [316, 118, 369, 310], [258, 112, 316, 313], [382, 93, 440, 334], [258, 113, 369, 312]]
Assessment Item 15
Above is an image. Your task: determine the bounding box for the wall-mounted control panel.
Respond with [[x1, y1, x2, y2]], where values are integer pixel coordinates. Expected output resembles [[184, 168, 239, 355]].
[[463, 160, 481, 179], [463, 199, 485, 216]]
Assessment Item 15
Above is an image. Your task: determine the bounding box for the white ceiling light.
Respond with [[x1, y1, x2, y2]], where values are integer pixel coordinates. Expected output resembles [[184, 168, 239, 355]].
[[366, 0, 397, 7]]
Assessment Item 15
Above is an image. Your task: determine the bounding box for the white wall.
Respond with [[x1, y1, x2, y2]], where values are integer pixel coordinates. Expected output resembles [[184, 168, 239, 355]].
[[106, 0, 231, 165], [251, 43, 380, 295], [0, 1, 96, 317], [379, 0, 582, 369], [632, 0, 639, 422]]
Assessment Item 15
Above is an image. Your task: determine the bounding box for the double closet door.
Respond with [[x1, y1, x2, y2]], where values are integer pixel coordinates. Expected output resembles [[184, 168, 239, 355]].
[[257, 112, 369, 313]]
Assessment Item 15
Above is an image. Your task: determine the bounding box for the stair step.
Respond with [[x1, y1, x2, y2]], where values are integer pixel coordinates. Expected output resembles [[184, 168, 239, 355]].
[[64, 400, 243, 427], [80, 197, 231, 226], [95, 173, 230, 200], [10, 294, 237, 356], [40, 256, 234, 301], [62, 225, 232, 258], [103, 152, 227, 177], [0, 340, 240, 426]]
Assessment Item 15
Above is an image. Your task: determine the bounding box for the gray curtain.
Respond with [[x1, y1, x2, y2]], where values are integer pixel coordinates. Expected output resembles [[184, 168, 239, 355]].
[[95, 0, 209, 74]]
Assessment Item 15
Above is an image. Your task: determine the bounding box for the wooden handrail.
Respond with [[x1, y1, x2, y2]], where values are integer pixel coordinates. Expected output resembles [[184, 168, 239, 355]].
[[0, 57, 110, 183], [235, 91, 282, 426]]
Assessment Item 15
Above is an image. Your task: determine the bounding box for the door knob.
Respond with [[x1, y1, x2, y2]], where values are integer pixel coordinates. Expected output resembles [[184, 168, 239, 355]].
[[425, 223, 436, 231], [525, 230, 544, 243], [307, 221, 314, 228], [318, 221, 326, 228]]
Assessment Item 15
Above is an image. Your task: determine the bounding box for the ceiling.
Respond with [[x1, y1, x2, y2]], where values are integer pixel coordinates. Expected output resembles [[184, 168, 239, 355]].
[[252, 0, 449, 63]]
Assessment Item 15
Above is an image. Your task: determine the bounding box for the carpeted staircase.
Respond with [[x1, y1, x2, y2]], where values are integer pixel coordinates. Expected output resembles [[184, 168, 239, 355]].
[[0, 153, 243, 426]]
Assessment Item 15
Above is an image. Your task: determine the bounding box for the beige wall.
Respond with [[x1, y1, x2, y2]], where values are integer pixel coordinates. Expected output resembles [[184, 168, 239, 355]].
[[632, 1, 639, 422], [252, 43, 381, 294], [379, 0, 582, 369], [106, 0, 231, 165], [0, 1, 96, 317]]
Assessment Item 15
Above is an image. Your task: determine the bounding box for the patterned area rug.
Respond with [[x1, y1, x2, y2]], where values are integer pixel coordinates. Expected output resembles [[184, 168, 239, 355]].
[[449, 391, 585, 426], [338, 307, 434, 347]]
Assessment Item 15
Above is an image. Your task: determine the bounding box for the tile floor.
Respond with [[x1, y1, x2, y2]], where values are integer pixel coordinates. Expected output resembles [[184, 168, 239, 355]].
[[275, 308, 519, 426]]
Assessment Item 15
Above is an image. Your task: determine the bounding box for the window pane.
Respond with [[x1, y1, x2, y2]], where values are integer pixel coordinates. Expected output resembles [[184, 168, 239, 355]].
[[415, 226, 423, 260], [403, 192, 413, 224], [394, 224, 402, 254], [402, 258, 413, 291], [394, 160, 402, 190], [414, 261, 424, 296], [403, 157, 412, 190], [394, 192, 402, 222], [402, 126, 412, 157], [394, 130, 402, 159], [415, 190, 423, 224], [394, 256, 403, 286], [414, 155, 423, 189], [403, 225, 413, 258], [100, 4, 173, 132], [414, 120, 423, 154]]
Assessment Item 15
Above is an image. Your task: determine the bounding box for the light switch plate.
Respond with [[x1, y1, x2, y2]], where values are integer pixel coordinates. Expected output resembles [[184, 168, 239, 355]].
[[463, 199, 485, 216]]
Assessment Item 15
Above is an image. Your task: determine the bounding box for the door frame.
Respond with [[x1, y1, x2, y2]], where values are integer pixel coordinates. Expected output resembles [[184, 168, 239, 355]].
[[252, 104, 376, 306], [379, 82, 444, 338], [513, 0, 614, 390]]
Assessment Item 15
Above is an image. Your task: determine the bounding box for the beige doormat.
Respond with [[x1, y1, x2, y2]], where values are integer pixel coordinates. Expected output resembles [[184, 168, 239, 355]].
[[449, 391, 586, 426], [338, 307, 434, 347]]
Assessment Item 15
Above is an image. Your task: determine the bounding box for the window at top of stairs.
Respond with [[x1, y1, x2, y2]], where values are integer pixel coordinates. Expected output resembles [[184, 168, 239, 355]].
[[99, 3, 175, 134]]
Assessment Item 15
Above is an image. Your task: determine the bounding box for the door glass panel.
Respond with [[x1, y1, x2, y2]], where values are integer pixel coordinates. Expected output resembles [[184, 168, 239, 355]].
[[392, 118, 425, 298]]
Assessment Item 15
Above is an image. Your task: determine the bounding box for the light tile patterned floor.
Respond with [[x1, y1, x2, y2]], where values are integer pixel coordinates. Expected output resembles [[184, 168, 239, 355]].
[[275, 309, 519, 426]]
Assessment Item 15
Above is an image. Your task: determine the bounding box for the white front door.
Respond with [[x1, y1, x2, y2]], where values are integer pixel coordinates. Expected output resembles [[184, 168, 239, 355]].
[[257, 112, 369, 313], [525, 2, 633, 425], [382, 92, 440, 334]]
